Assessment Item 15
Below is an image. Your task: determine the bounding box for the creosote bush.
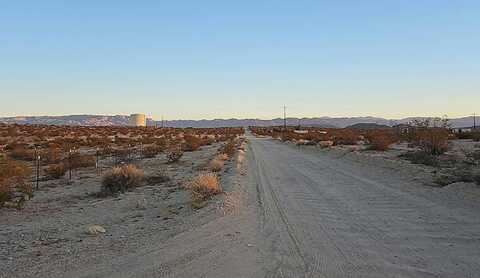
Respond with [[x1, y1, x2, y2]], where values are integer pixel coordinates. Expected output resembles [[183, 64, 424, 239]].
[[10, 146, 35, 161], [0, 158, 32, 207], [366, 130, 397, 151], [101, 164, 144, 195], [333, 129, 359, 146], [413, 128, 450, 155], [409, 118, 450, 155], [221, 140, 236, 157], [182, 135, 203, 152], [45, 163, 66, 179], [69, 154, 96, 169]]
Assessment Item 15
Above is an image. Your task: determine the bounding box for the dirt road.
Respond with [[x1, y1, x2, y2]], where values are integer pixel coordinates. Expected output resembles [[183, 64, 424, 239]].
[[4, 135, 480, 277], [249, 134, 480, 277]]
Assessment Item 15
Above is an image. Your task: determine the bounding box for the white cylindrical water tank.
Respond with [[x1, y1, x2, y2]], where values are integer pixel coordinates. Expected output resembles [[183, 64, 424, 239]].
[[129, 114, 146, 127]]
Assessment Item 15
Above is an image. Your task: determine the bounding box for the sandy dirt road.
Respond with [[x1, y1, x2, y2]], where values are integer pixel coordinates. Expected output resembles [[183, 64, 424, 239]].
[[7, 134, 480, 278], [248, 134, 480, 278]]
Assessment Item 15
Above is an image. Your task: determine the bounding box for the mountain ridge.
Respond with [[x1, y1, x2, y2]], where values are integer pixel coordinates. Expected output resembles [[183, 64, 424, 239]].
[[0, 115, 476, 128]]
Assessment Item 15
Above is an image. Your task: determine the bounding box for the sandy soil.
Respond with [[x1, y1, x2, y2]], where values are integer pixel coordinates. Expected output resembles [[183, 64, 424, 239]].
[[2, 135, 480, 277], [250, 135, 480, 277], [0, 142, 253, 278]]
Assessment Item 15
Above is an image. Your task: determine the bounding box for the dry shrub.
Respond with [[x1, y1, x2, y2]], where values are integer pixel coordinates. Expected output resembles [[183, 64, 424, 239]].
[[69, 154, 96, 169], [190, 173, 222, 205], [221, 140, 236, 157], [182, 135, 203, 152], [409, 118, 451, 155], [473, 132, 480, 142], [333, 129, 359, 145], [10, 147, 35, 161], [44, 147, 62, 164], [45, 163, 66, 179], [366, 130, 397, 151], [400, 151, 439, 167], [101, 164, 144, 195], [218, 153, 229, 161], [142, 144, 164, 158], [208, 157, 225, 172], [145, 171, 170, 185], [413, 128, 449, 155], [166, 149, 183, 163], [0, 158, 32, 207], [466, 150, 480, 164]]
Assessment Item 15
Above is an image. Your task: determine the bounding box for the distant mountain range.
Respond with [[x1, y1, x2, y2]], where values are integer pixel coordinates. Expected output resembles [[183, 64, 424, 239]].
[[0, 115, 476, 129]]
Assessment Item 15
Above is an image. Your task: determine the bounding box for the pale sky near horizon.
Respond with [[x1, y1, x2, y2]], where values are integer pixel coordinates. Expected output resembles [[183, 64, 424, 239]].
[[1, 1, 479, 120]]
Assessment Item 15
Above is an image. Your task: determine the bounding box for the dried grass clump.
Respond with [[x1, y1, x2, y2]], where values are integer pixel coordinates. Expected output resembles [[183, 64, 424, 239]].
[[190, 173, 222, 207], [208, 157, 225, 172], [217, 153, 229, 161], [101, 165, 144, 195], [45, 163, 66, 179], [142, 144, 164, 158]]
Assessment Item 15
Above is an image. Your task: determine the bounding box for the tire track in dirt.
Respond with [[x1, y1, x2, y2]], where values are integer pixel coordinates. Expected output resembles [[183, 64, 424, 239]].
[[247, 134, 480, 278]]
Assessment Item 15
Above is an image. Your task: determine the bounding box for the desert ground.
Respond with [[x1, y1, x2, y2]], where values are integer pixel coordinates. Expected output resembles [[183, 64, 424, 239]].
[[1, 126, 480, 277]]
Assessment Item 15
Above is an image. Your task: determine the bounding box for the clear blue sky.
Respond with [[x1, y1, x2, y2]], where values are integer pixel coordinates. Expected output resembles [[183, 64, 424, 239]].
[[1, 1, 479, 120]]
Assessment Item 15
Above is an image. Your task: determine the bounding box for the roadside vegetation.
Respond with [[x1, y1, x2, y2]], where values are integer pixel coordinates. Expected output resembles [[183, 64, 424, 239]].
[[189, 173, 222, 209], [0, 156, 32, 208], [250, 118, 480, 187], [0, 123, 244, 209], [101, 164, 145, 195]]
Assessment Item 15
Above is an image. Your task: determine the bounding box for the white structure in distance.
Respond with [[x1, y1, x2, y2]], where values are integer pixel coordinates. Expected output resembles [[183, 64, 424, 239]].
[[129, 114, 146, 127]]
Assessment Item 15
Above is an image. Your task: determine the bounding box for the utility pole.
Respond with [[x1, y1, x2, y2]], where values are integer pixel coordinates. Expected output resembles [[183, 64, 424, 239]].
[[283, 105, 287, 130], [474, 113, 477, 130], [162, 116, 165, 128]]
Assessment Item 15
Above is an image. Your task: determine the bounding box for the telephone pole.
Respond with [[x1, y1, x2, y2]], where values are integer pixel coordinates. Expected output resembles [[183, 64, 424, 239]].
[[283, 105, 287, 130], [474, 113, 477, 129]]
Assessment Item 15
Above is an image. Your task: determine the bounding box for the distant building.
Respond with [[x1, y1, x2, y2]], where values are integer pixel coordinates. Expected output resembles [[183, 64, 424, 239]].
[[129, 114, 146, 127], [393, 123, 414, 135]]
